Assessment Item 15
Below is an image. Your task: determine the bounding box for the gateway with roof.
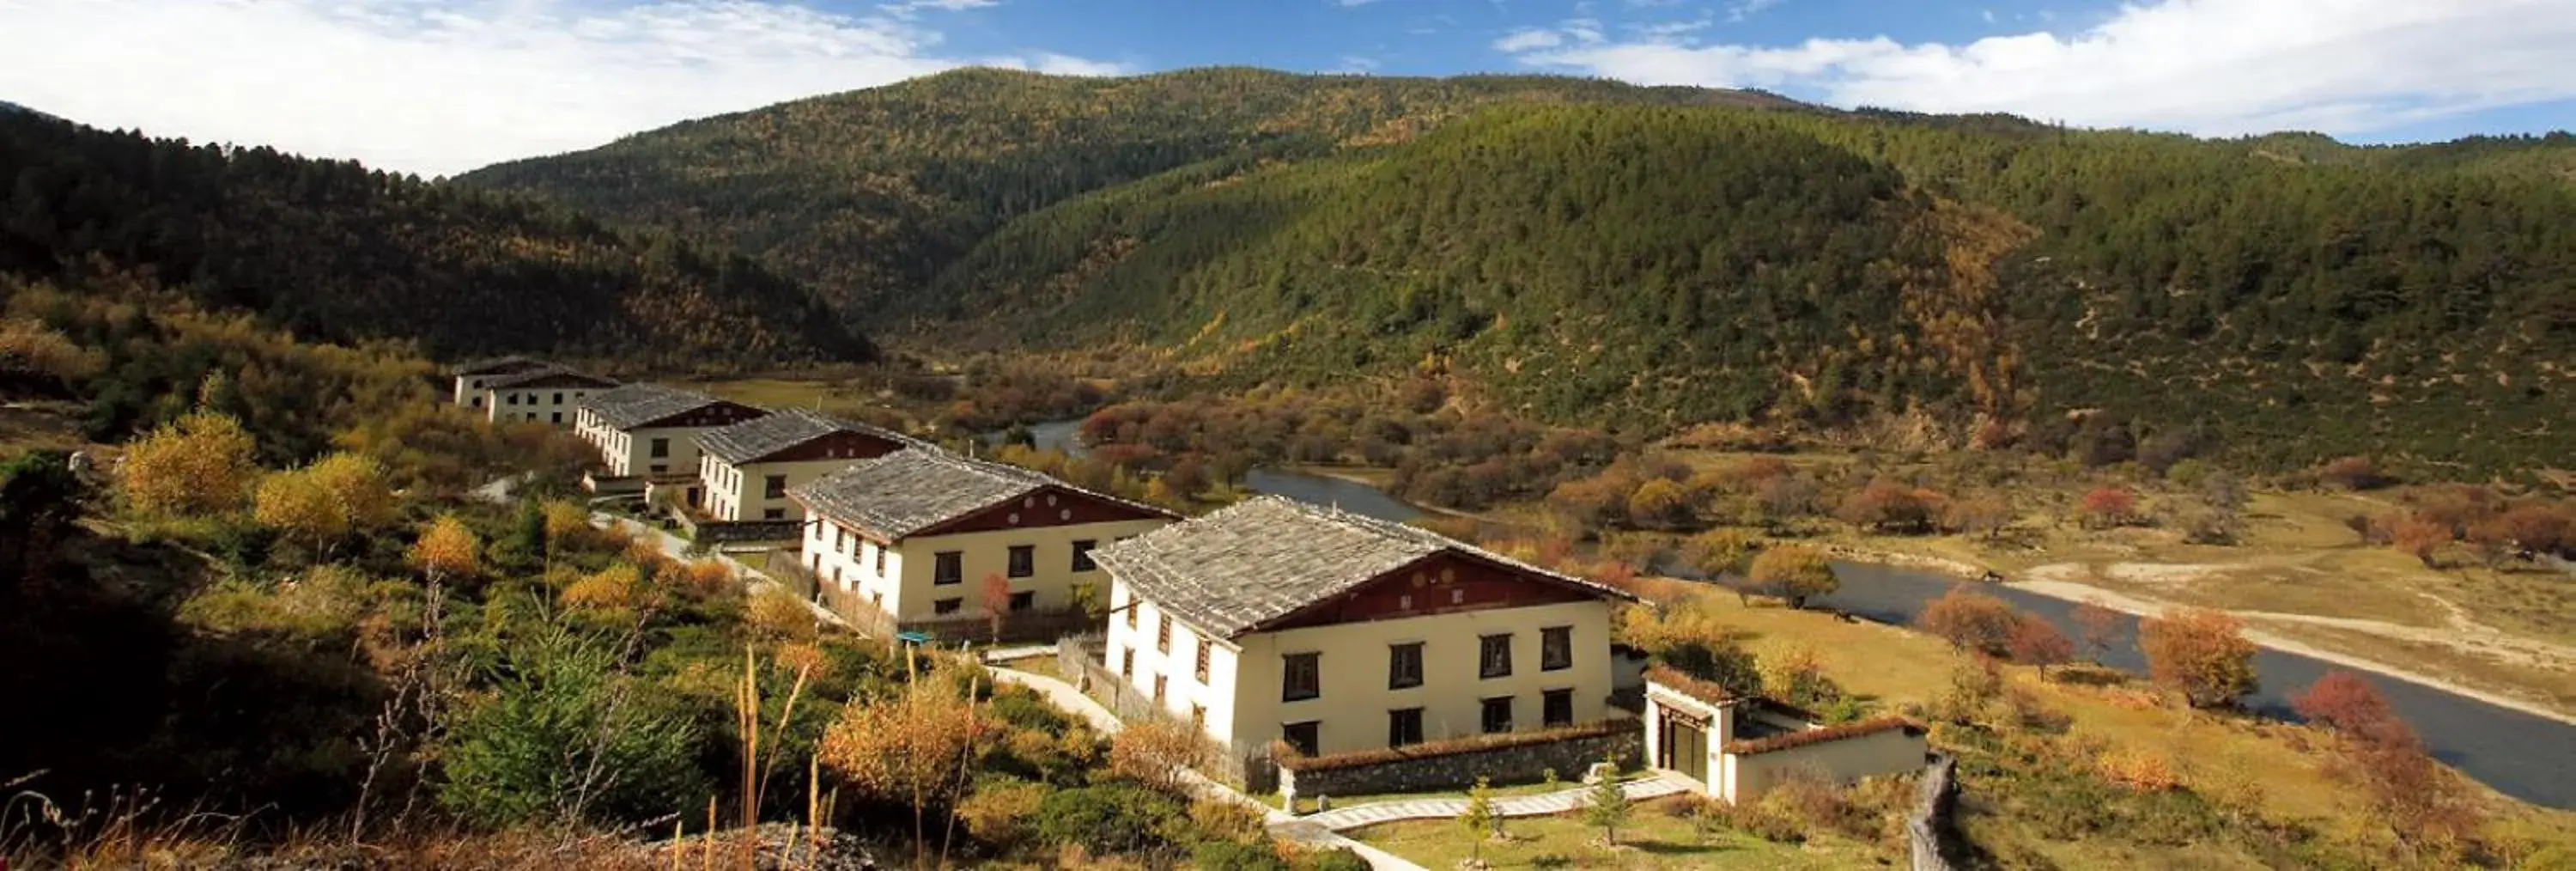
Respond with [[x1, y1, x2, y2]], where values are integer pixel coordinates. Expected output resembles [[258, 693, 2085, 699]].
[[1642, 667, 1928, 803], [696, 408, 923, 521], [474, 366, 621, 428], [448, 356, 554, 407], [574, 383, 767, 487], [1092, 496, 1638, 763], [791, 448, 1176, 628]]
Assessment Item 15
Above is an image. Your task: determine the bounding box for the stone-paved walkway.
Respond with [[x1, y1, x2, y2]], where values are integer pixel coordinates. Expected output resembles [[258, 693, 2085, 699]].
[[1300, 774, 1692, 832]]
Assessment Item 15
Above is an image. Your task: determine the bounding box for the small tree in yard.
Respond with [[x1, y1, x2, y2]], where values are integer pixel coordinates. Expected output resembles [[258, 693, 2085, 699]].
[[2072, 600, 2123, 663], [1749, 545, 1838, 609], [1459, 776, 1500, 866], [2140, 608, 2258, 709], [1108, 715, 1212, 792], [2008, 614, 2075, 677], [979, 571, 1013, 641], [1582, 752, 1633, 847]]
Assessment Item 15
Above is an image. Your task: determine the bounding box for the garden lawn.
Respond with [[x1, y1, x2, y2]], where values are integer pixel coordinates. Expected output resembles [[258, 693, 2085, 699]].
[[1350, 796, 1886, 870]]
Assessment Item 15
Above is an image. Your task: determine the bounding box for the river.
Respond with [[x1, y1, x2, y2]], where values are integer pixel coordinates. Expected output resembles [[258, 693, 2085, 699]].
[[993, 419, 2576, 808]]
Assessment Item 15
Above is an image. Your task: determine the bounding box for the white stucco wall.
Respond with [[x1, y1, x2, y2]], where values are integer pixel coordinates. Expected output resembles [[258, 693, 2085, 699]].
[[481, 385, 596, 429], [702, 456, 869, 521], [806, 515, 1167, 624], [1724, 728, 1927, 802]]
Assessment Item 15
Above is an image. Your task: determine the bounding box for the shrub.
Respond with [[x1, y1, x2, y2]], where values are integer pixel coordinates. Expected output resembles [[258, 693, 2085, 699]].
[[957, 776, 1047, 850], [1919, 585, 2020, 656], [2139, 608, 2257, 708], [2319, 455, 2388, 490], [1748, 545, 1838, 609], [1297, 847, 1372, 871], [1192, 840, 1288, 871], [2293, 670, 2412, 746], [436, 629, 710, 827], [1109, 716, 1215, 791], [744, 586, 818, 642], [2075, 486, 2140, 528], [1034, 782, 1187, 856]]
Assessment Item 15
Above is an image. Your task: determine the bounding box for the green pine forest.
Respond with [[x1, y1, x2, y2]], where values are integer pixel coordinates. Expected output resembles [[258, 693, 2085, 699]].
[[1, 109, 872, 370], [465, 67, 2576, 477]]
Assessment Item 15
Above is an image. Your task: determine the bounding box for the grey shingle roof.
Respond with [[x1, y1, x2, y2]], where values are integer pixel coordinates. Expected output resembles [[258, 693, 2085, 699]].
[[1093, 496, 1636, 638], [696, 407, 921, 465], [484, 365, 619, 390], [450, 355, 552, 376], [577, 382, 743, 430], [789, 448, 1058, 540]]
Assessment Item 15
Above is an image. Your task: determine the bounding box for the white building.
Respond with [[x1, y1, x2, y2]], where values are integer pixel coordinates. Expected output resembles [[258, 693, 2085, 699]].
[[791, 448, 1176, 627], [448, 356, 554, 408], [474, 367, 620, 428], [572, 383, 766, 499], [695, 408, 922, 522], [1091, 496, 1637, 761]]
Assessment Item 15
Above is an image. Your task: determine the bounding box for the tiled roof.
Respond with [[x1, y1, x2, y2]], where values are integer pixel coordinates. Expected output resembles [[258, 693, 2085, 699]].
[[484, 365, 619, 390], [1091, 495, 1636, 639], [577, 382, 743, 430], [1724, 716, 1924, 756], [696, 407, 921, 465], [449, 355, 553, 376], [791, 448, 1071, 540]]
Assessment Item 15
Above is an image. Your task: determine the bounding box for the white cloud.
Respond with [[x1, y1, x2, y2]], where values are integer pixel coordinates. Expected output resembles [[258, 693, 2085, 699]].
[[1501, 0, 2576, 137], [1334, 55, 1383, 74], [0, 0, 1125, 177], [1336, 0, 1385, 7], [1493, 27, 1567, 52], [879, 0, 999, 20], [1726, 0, 1784, 22]]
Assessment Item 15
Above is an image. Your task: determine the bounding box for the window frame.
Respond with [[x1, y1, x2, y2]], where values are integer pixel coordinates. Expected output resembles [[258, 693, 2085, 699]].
[[1071, 539, 1099, 572], [649, 437, 670, 458], [1008, 591, 1035, 612], [1542, 688, 1575, 728], [1006, 545, 1036, 578], [933, 597, 963, 615], [933, 551, 963, 585], [1479, 696, 1514, 734], [1388, 707, 1425, 747], [763, 474, 787, 500], [1479, 633, 1514, 679], [1281, 721, 1321, 757], [1281, 652, 1321, 702], [1388, 642, 1425, 690], [1540, 625, 1574, 672]]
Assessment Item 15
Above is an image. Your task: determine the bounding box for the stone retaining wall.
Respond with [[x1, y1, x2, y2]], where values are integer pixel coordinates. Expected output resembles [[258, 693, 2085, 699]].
[[1907, 753, 1959, 871], [1279, 722, 1642, 801]]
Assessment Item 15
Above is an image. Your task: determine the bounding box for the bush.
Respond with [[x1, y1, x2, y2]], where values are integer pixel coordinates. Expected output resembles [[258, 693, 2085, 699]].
[[1297, 847, 1372, 871], [1034, 782, 1187, 856], [1192, 840, 1289, 871], [436, 628, 710, 827]]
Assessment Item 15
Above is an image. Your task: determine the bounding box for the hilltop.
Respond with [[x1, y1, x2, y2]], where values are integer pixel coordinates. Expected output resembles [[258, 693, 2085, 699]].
[[0, 109, 872, 370], [462, 68, 2576, 475]]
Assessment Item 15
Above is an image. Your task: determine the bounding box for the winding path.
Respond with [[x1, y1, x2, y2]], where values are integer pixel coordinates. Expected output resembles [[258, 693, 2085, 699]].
[[1297, 776, 1691, 832]]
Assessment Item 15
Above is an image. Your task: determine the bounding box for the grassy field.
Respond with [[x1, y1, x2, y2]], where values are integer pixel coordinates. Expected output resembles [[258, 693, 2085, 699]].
[[1285, 772, 1647, 816], [1350, 795, 1889, 869]]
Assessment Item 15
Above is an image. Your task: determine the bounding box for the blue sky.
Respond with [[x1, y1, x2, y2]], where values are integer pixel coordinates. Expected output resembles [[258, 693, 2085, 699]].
[[2, 0, 2572, 175]]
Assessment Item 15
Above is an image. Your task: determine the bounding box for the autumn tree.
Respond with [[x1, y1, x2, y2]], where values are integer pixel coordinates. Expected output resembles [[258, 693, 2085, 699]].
[[1759, 643, 1841, 708], [2349, 740, 2487, 853], [819, 679, 995, 866], [2075, 486, 2139, 529], [118, 409, 258, 515], [2293, 670, 2410, 746], [2139, 608, 2258, 708], [255, 452, 395, 559], [1833, 477, 1945, 533], [2391, 516, 2452, 567], [2007, 614, 2074, 677], [410, 513, 481, 581], [543, 498, 590, 568], [1919, 585, 2020, 656], [1942, 494, 2014, 540], [979, 572, 1013, 641], [1748, 545, 1838, 609], [2072, 600, 2123, 663], [2319, 455, 2388, 490], [1681, 528, 1755, 580], [1459, 776, 1501, 866], [2496, 503, 2571, 557], [1109, 715, 1212, 792], [1625, 478, 1692, 529]]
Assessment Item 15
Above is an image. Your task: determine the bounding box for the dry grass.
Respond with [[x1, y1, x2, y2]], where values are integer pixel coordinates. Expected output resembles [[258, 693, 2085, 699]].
[[1351, 795, 1886, 869]]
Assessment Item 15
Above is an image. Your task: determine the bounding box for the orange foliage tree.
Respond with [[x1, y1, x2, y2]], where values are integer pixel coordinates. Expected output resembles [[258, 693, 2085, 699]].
[[2071, 600, 2123, 663], [2139, 608, 2257, 708], [2391, 516, 2452, 567], [2007, 614, 2074, 677], [2293, 670, 2410, 746], [1918, 585, 2020, 656], [2075, 486, 2139, 529]]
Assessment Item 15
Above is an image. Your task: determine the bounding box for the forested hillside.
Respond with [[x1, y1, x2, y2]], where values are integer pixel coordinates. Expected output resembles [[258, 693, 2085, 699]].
[[0, 111, 872, 368], [465, 68, 2576, 474], [458, 66, 1795, 314]]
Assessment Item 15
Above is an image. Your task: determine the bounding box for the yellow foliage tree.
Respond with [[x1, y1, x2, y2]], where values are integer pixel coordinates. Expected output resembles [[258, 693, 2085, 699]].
[[409, 514, 481, 580], [818, 680, 996, 865], [542, 499, 589, 566], [561, 563, 644, 611], [256, 452, 395, 557], [119, 410, 258, 515]]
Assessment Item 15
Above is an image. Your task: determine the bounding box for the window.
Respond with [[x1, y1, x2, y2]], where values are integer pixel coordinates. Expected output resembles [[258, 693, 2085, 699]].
[[762, 509, 785, 521], [1007, 545, 1035, 578], [648, 464, 666, 474], [552, 392, 564, 404], [1009, 591, 1034, 612], [1194, 639, 1211, 683], [1282, 653, 1321, 702], [1282, 721, 1321, 757], [1156, 613, 1170, 652], [1540, 625, 1573, 672], [649, 437, 669, 458], [934, 551, 963, 585], [1152, 675, 1167, 705], [471, 397, 482, 408], [1480, 697, 1514, 734], [1072, 539, 1099, 572], [1479, 634, 1514, 679], [835, 530, 849, 552], [1388, 708, 1425, 746], [1543, 689, 1574, 728], [507, 393, 519, 405], [933, 598, 962, 615], [764, 474, 787, 499], [1120, 649, 1134, 679], [550, 411, 562, 423], [1388, 642, 1425, 689], [874, 546, 886, 576], [1125, 597, 1139, 629], [1191, 704, 1206, 729]]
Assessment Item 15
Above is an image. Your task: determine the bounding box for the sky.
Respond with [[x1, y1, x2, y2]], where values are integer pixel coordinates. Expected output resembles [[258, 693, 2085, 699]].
[[2, 0, 2572, 178]]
